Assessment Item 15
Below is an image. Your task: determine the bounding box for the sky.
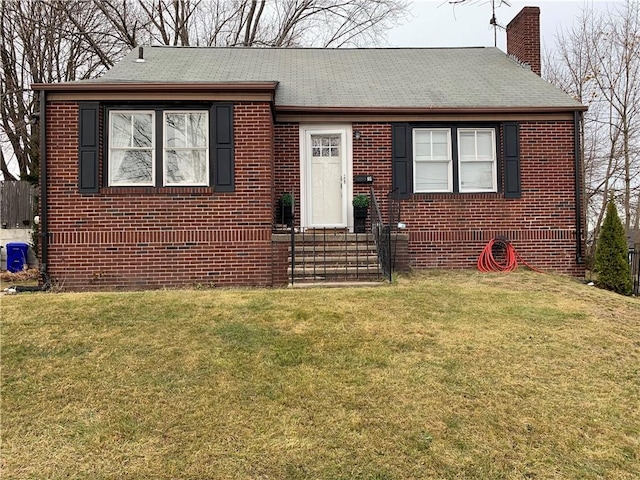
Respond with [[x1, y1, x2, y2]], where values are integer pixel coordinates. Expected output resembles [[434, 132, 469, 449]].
[[385, 0, 624, 53]]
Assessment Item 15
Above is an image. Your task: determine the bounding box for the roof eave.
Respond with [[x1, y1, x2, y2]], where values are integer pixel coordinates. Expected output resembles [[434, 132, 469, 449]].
[[31, 81, 279, 94], [275, 105, 588, 114]]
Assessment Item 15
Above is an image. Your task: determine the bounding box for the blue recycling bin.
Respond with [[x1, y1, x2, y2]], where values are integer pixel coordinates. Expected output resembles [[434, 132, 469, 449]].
[[6, 242, 29, 273]]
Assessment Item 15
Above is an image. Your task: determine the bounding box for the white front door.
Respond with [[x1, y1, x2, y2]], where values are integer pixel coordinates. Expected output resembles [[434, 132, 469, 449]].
[[300, 126, 352, 228]]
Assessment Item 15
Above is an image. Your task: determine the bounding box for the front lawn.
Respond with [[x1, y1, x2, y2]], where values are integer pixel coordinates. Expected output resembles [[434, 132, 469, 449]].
[[2, 271, 639, 479]]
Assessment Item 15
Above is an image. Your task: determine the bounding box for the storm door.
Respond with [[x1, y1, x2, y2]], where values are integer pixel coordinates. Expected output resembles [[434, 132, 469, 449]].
[[300, 127, 351, 228]]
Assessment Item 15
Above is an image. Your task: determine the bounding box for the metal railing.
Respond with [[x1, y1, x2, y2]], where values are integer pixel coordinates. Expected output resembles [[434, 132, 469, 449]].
[[290, 227, 379, 284], [370, 186, 401, 282], [287, 188, 403, 285]]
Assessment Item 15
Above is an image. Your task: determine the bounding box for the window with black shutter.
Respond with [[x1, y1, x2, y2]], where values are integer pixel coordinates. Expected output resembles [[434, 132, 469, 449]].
[[78, 102, 235, 191], [392, 122, 520, 197]]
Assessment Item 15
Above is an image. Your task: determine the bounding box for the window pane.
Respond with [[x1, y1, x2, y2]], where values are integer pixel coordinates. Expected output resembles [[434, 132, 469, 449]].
[[458, 131, 476, 160], [415, 161, 449, 191], [109, 111, 154, 186], [476, 131, 494, 160], [166, 114, 185, 148], [414, 130, 432, 158], [165, 150, 207, 185], [431, 130, 448, 144], [312, 135, 340, 157], [187, 113, 207, 147], [432, 141, 449, 160], [460, 161, 493, 190], [133, 114, 153, 147], [112, 150, 153, 184], [414, 140, 431, 158], [111, 113, 132, 148], [415, 130, 450, 160], [328, 135, 340, 156]]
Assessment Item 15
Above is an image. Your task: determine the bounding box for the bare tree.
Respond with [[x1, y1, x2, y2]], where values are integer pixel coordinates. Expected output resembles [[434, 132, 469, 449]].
[[0, 0, 127, 180], [545, 1, 640, 253], [0, 0, 409, 180], [94, 0, 409, 48]]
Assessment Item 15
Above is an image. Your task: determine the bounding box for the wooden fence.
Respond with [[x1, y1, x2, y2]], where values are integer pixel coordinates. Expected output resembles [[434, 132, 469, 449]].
[[0, 181, 36, 228]]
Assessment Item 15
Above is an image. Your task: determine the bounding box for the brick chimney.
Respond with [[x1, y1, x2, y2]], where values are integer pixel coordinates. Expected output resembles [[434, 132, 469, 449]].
[[506, 6, 541, 76]]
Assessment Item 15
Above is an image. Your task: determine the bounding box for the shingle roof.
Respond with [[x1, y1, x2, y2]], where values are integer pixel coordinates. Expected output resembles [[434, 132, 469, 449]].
[[92, 46, 582, 110]]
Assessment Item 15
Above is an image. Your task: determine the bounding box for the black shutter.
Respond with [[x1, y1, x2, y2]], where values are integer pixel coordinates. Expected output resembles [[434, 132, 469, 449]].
[[503, 122, 521, 199], [392, 123, 412, 199], [213, 103, 234, 192], [78, 102, 100, 193]]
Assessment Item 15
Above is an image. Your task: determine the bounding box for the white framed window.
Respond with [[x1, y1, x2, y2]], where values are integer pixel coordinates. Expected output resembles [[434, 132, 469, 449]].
[[413, 128, 452, 192], [108, 111, 155, 186], [107, 108, 212, 187], [164, 111, 209, 186], [458, 128, 497, 192]]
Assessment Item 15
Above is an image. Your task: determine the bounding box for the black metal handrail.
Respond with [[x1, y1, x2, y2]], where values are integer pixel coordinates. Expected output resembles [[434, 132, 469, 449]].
[[370, 186, 392, 281]]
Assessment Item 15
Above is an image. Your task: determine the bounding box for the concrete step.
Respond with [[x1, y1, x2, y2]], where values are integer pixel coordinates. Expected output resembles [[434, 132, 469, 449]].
[[292, 254, 379, 264], [289, 267, 382, 284], [290, 232, 375, 243], [289, 264, 381, 274], [289, 281, 385, 288], [292, 243, 377, 252], [285, 230, 382, 284]]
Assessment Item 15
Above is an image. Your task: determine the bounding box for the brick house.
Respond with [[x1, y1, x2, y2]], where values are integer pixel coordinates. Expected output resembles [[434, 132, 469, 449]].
[[33, 7, 587, 289]]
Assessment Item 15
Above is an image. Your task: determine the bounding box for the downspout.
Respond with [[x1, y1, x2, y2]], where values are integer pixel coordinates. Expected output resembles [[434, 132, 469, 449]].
[[574, 110, 584, 265], [39, 89, 50, 288]]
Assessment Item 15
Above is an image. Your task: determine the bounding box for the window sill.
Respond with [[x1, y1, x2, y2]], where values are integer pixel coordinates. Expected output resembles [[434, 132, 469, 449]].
[[101, 186, 215, 195], [412, 192, 502, 200]]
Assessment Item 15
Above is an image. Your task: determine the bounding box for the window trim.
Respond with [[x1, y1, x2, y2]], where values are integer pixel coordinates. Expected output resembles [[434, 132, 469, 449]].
[[413, 128, 453, 193], [108, 110, 156, 187], [411, 124, 499, 194], [162, 110, 210, 187], [104, 104, 214, 189], [457, 127, 497, 193]]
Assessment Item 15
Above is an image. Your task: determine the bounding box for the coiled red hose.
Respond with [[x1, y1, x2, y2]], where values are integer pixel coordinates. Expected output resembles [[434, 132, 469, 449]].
[[477, 237, 543, 273]]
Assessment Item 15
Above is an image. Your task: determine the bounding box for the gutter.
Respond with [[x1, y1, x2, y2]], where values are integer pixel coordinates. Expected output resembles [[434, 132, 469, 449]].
[[276, 105, 588, 115], [574, 110, 585, 265], [39, 89, 50, 289], [31, 81, 279, 94]]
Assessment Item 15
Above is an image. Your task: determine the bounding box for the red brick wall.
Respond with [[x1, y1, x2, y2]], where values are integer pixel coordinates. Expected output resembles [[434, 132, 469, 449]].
[[44, 101, 275, 289], [274, 123, 300, 224], [352, 123, 392, 199], [274, 120, 584, 277], [45, 106, 583, 289], [507, 6, 541, 76]]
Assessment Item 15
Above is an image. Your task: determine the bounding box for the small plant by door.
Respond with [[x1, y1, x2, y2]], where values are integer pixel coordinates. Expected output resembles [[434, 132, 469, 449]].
[[353, 194, 369, 233], [280, 193, 294, 227]]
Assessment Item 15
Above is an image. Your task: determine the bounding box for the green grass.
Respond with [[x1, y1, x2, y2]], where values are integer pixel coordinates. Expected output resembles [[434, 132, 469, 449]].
[[2, 271, 639, 479]]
